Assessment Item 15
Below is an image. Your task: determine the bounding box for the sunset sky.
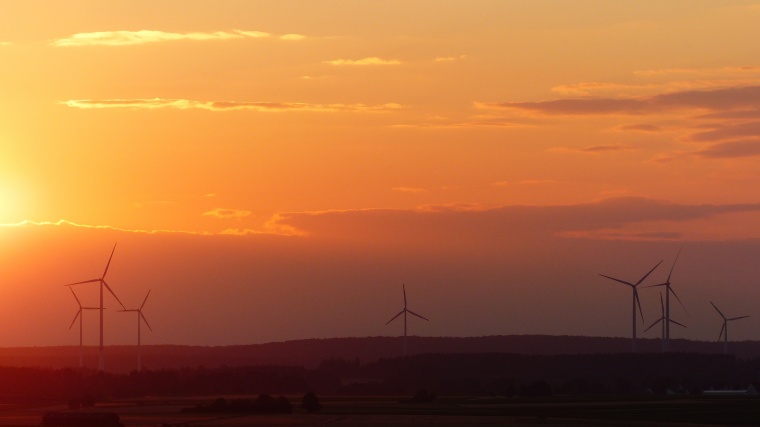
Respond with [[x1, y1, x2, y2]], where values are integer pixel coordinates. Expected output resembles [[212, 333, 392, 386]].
[[2, 1, 760, 349]]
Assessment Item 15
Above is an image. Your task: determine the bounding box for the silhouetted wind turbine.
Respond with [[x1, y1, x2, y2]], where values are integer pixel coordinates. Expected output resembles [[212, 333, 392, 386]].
[[644, 292, 686, 352], [386, 284, 428, 356], [599, 260, 662, 352], [68, 287, 101, 368], [710, 301, 749, 355], [119, 290, 152, 372], [65, 243, 126, 371], [646, 249, 687, 351]]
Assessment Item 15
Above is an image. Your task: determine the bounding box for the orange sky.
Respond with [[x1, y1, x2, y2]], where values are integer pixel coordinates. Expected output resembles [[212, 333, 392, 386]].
[[2, 1, 760, 350]]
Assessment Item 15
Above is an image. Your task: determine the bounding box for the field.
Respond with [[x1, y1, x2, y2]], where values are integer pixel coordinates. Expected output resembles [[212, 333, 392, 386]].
[[1, 395, 759, 427]]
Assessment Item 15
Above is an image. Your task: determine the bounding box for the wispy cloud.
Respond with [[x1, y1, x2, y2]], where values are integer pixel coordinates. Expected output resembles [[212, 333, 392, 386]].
[[434, 55, 466, 62], [324, 57, 401, 66], [390, 120, 532, 129], [51, 29, 275, 47], [615, 124, 663, 133], [634, 66, 760, 77], [392, 187, 427, 193], [551, 144, 633, 154], [552, 79, 760, 97], [0, 219, 212, 235], [689, 121, 760, 142], [268, 197, 760, 242], [202, 208, 253, 219], [279, 34, 306, 41], [481, 85, 760, 116], [62, 98, 403, 112], [694, 139, 760, 159]]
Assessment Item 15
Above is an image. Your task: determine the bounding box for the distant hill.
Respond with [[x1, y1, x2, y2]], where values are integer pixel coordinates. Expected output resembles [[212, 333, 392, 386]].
[[2, 335, 760, 373]]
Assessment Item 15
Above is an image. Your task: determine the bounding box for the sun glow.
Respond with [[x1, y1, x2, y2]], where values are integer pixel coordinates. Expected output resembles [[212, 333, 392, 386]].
[[0, 184, 24, 223]]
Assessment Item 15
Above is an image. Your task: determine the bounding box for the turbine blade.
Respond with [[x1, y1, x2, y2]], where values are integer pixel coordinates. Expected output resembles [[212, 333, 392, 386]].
[[140, 311, 153, 331], [644, 283, 668, 288], [69, 287, 82, 307], [102, 280, 127, 310], [635, 260, 662, 286], [386, 310, 405, 325], [644, 318, 663, 332], [659, 292, 664, 316], [407, 310, 429, 321], [598, 274, 633, 287], [710, 301, 726, 320], [666, 248, 682, 283], [634, 289, 645, 324], [102, 243, 117, 278], [66, 279, 100, 286], [669, 319, 687, 328], [669, 286, 688, 314], [69, 310, 81, 330], [728, 315, 750, 321], [403, 284, 407, 308], [718, 322, 726, 342], [140, 290, 151, 309]]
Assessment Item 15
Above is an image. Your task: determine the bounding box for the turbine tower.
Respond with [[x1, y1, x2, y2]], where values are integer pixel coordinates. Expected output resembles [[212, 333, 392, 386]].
[[646, 249, 687, 351], [65, 243, 126, 371], [68, 287, 101, 368], [386, 284, 428, 356], [119, 290, 152, 372], [644, 292, 686, 352], [710, 301, 749, 355], [599, 260, 661, 352]]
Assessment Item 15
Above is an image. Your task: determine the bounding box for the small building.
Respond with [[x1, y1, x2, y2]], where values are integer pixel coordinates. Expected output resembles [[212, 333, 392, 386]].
[[702, 384, 757, 397]]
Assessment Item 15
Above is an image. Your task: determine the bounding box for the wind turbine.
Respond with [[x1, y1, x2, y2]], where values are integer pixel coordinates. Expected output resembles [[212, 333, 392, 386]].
[[68, 287, 101, 368], [599, 260, 662, 352], [710, 301, 749, 355], [644, 292, 686, 352], [386, 284, 428, 356], [65, 243, 126, 371], [119, 290, 152, 372], [646, 249, 687, 351]]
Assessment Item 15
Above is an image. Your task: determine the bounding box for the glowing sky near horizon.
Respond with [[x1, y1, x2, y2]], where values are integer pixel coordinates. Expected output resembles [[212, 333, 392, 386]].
[[2, 1, 760, 349]]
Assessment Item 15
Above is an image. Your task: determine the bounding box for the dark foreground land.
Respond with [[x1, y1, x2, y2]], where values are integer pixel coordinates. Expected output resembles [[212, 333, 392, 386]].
[[1, 350, 759, 426], [2, 395, 760, 427]]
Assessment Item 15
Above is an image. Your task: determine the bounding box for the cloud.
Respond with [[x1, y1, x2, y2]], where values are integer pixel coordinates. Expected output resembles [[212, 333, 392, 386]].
[[389, 120, 531, 129], [202, 209, 253, 219], [62, 98, 403, 112], [694, 139, 760, 158], [551, 79, 760, 98], [551, 144, 633, 154], [0, 41, 11, 46], [52, 29, 273, 46], [434, 55, 466, 62], [481, 85, 760, 116], [634, 66, 760, 77], [616, 124, 663, 133], [552, 82, 663, 97], [0, 219, 212, 235], [325, 57, 401, 66], [268, 197, 760, 244], [392, 187, 427, 193], [689, 121, 760, 142], [279, 34, 306, 41], [695, 109, 760, 120]]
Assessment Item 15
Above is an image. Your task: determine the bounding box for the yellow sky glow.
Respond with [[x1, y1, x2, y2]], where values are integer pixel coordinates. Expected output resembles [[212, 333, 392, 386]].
[[2, 1, 760, 347]]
